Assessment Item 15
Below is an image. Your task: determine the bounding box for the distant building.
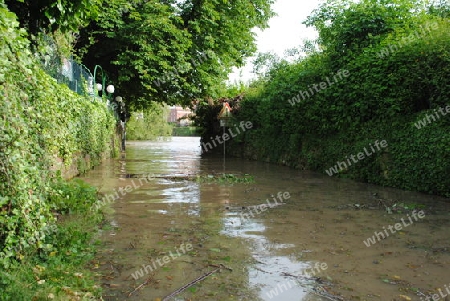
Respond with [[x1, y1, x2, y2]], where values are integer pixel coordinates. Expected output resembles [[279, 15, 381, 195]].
[[167, 106, 193, 126]]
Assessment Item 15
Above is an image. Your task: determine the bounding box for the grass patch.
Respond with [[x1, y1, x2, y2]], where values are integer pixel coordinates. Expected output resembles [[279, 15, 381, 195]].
[[196, 173, 255, 184], [0, 179, 104, 301]]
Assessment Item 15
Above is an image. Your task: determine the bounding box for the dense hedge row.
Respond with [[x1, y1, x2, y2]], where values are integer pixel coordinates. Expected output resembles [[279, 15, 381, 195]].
[[0, 6, 116, 267], [207, 1, 450, 197]]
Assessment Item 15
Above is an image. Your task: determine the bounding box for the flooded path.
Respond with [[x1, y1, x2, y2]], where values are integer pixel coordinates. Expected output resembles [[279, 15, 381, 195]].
[[79, 137, 450, 301]]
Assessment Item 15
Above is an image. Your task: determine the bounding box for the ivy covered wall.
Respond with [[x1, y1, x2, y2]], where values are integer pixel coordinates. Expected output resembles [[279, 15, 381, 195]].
[[0, 7, 117, 266]]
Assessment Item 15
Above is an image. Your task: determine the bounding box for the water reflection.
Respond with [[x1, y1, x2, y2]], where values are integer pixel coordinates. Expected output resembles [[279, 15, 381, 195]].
[[125, 138, 201, 177], [222, 211, 323, 300]]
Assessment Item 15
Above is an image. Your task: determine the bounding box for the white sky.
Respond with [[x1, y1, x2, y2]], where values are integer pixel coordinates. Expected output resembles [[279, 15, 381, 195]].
[[228, 0, 321, 83]]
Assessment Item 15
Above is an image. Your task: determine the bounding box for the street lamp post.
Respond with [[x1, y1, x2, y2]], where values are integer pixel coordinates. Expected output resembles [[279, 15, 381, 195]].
[[93, 65, 125, 151], [93, 65, 115, 104], [93, 65, 106, 98]]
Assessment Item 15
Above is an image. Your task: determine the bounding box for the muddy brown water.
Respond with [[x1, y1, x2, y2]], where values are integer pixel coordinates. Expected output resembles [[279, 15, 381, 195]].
[[79, 137, 450, 301]]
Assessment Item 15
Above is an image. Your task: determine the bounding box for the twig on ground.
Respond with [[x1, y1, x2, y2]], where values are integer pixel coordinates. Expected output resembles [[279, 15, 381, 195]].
[[311, 286, 345, 301], [128, 277, 153, 297], [162, 264, 231, 301], [254, 266, 271, 274]]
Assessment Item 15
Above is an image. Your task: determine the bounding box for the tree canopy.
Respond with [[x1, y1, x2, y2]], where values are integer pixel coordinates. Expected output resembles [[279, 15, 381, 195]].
[[303, 0, 432, 68], [74, 0, 274, 109], [4, 0, 103, 37]]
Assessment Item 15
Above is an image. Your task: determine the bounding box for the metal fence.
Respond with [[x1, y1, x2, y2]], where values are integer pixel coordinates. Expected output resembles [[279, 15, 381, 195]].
[[38, 36, 95, 98], [37, 36, 126, 146], [41, 56, 95, 98]]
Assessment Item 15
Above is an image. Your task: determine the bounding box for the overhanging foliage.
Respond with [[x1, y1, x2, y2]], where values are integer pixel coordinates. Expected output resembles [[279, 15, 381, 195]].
[[74, 0, 274, 109]]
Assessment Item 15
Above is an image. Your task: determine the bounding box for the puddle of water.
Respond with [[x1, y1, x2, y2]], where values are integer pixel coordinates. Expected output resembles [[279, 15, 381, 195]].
[[79, 137, 450, 301]]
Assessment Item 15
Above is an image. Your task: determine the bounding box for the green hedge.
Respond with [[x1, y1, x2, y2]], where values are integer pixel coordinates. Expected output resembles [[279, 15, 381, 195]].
[[0, 6, 116, 267], [218, 10, 450, 197], [228, 112, 450, 197]]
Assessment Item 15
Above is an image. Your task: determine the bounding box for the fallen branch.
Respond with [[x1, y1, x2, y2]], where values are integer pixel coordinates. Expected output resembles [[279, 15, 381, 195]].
[[310, 286, 345, 301], [162, 264, 230, 301], [128, 277, 153, 297], [254, 266, 271, 274]]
